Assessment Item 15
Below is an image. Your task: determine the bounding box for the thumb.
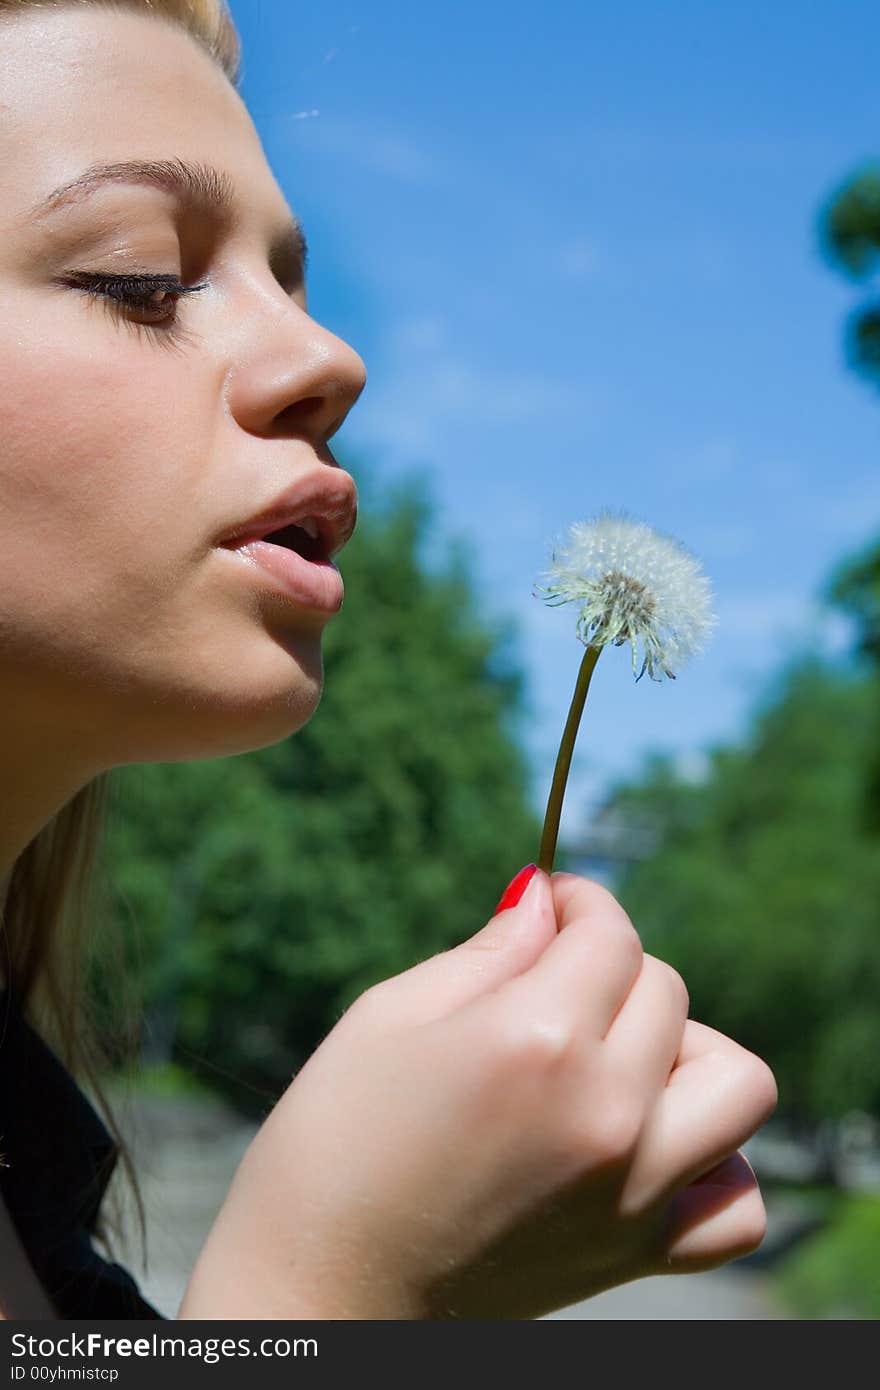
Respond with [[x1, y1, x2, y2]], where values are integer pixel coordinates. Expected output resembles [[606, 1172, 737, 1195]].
[[470, 864, 550, 950], [382, 866, 559, 1025]]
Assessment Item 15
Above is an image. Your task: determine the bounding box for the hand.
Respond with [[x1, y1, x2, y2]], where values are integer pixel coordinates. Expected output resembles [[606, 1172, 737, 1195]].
[[178, 870, 776, 1320]]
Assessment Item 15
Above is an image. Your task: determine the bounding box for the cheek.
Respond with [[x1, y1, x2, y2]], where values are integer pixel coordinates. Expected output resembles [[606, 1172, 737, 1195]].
[[0, 305, 214, 631]]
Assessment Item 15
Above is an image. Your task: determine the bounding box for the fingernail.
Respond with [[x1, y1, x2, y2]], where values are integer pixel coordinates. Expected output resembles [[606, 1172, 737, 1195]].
[[494, 864, 538, 914]]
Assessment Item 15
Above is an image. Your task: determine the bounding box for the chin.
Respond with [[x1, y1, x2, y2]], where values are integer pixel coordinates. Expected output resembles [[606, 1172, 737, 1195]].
[[107, 632, 326, 765], [196, 656, 326, 759]]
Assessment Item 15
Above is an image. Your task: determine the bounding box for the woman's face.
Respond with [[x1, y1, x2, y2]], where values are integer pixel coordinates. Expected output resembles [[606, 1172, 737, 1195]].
[[0, 6, 367, 770]]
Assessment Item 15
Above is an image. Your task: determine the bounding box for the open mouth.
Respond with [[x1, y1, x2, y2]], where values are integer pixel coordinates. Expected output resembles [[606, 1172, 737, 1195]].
[[218, 517, 343, 611], [260, 522, 326, 563], [223, 522, 327, 564]]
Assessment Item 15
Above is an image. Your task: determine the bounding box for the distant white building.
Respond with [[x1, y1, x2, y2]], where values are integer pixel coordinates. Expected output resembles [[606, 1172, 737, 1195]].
[[561, 803, 663, 890]]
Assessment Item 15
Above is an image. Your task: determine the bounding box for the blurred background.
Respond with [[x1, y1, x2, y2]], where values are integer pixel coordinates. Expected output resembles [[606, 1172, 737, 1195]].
[[102, 0, 880, 1318]]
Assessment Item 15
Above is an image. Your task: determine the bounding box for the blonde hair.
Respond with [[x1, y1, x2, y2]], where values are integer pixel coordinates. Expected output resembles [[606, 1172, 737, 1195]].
[[0, 0, 242, 1293]]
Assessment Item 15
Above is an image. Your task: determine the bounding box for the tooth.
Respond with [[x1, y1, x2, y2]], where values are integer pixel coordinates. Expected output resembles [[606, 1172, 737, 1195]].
[[301, 516, 319, 540]]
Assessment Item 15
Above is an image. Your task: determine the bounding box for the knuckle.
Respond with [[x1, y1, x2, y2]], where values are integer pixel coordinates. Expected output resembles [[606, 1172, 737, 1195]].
[[742, 1053, 779, 1122], [655, 958, 690, 1016], [722, 1045, 779, 1123], [563, 1088, 644, 1169], [518, 1019, 576, 1073], [615, 917, 644, 972], [492, 1006, 576, 1076], [590, 1101, 644, 1167], [590, 909, 643, 972], [342, 980, 388, 1026]]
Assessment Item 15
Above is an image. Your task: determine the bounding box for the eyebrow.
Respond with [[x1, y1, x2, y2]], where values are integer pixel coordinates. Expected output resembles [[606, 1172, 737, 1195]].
[[23, 156, 308, 284]]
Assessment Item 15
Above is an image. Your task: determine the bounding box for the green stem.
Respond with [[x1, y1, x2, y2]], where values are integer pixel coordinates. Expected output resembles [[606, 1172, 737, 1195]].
[[538, 643, 602, 874]]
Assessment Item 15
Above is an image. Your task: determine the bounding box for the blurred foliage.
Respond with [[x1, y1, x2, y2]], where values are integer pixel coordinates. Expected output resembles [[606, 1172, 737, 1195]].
[[101, 464, 541, 1116], [827, 540, 880, 830], [776, 1192, 880, 1319], [829, 536, 880, 665], [109, 1061, 212, 1101], [821, 163, 880, 828], [612, 657, 880, 1126], [820, 163, 880, 386]]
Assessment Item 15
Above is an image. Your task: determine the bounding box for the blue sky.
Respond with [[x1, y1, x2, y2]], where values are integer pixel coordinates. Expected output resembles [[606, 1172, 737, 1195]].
[[229, 0, 880, 839]]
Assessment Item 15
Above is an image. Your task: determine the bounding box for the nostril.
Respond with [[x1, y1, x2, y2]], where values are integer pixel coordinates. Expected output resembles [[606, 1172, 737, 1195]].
[[326, 408, 353, 441], [270, 395, 330, 438]]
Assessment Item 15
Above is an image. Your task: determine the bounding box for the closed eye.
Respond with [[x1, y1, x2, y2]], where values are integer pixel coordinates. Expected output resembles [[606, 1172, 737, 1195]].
[[61, 271, 208, 346]]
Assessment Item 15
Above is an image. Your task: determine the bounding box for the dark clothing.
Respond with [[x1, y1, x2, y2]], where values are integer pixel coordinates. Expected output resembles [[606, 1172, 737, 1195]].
[[0, 987, 164, 1319]]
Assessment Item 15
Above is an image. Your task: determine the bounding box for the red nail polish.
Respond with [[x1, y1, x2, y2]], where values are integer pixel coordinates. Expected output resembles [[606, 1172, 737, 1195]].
[[494, 864, 538, 915]]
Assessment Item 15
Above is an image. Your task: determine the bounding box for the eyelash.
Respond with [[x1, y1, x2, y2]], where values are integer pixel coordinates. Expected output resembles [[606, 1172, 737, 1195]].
[[64, 271, 208, 345]]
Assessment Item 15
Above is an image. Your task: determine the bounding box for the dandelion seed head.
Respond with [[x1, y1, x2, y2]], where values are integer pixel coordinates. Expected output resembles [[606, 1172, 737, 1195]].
[[532, 512, 716, 681]]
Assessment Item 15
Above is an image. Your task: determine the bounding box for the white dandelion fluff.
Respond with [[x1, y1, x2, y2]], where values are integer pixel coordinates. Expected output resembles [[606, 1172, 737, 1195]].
[[533, 512, 716, 681], [531, 511, 717, 872]]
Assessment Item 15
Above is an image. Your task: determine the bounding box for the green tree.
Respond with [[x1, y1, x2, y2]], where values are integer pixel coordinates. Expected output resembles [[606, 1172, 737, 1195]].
[[103, 464, 541, 1115], [820, 164, 880, 387], [613, 658, 880, 1126], [819, 166, 880, 823], [827, 542, 880, 830]]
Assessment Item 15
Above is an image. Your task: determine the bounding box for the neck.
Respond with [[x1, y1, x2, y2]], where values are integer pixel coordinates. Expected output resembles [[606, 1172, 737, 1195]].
[[0, 733, 100, 913]]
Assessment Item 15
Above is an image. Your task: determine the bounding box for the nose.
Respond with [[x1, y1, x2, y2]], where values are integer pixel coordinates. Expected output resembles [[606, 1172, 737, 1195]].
[[224, 297, 367, 446]]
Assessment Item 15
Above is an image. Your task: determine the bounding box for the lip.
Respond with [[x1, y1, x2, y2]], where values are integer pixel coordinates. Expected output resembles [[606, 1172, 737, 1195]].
[[217, 467, 358, 559], [216, 466, 356, 615], [220, 538, 345, 613]]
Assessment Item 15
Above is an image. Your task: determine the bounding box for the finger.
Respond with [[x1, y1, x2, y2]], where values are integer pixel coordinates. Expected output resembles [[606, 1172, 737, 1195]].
[[620, 1033, 778, 1211], [661, 1151, 769, 1271], [550, 872, 627, 936], [361, 867, 559, 1025], [602, 954, 689, 1101], [670, 1018, 733, 1067], [492, 883, 644, 1040]]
